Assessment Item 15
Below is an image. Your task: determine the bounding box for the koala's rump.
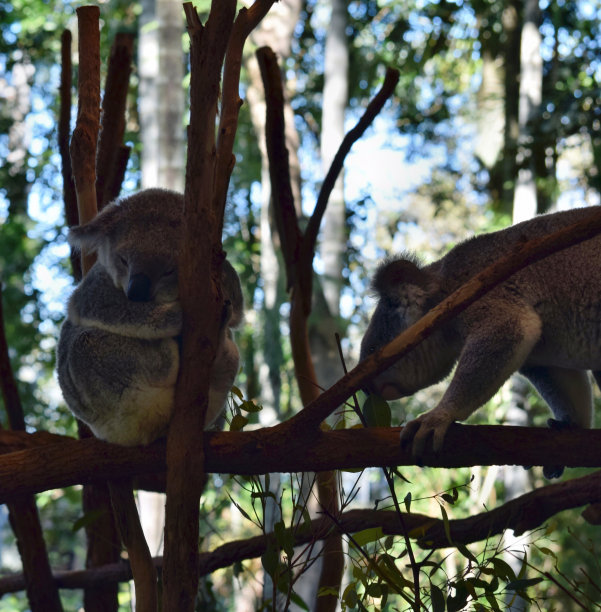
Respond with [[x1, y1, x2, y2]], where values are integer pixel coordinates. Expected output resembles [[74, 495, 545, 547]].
[[58, 320, 179, 444]]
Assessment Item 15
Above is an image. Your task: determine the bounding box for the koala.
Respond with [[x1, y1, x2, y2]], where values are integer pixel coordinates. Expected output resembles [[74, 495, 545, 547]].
[[57, 188, 243, 446], [360, 206, 601, 478]]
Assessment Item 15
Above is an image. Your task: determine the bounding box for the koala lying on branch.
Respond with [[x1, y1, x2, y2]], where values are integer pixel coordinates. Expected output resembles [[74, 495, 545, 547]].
[[360, 206, 601, 478], [57, 189, 243, 446]]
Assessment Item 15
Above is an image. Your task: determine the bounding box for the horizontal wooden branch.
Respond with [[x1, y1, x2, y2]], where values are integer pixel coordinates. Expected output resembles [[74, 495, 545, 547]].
[[2, 424, 601, 502], [2, 468, 601, 595]]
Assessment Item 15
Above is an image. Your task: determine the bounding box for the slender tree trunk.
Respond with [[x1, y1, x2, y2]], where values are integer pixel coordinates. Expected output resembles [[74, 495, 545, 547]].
[[506, 3, 542, 609], [139, 0, 185, 192], [312, 1, 349, 609], [475, 48, 504, 172], [246, 2, 302, 608], [320, 0, 348, 318], [137, 0, 186, 568], [502, 0, 522, 209], [513, 0, 541, 222]]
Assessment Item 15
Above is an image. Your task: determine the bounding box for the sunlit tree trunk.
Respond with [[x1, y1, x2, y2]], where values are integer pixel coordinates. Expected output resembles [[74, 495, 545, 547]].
[[506, 3, 542, 610], [139, 0, 185, 192], [513, 0, 542, 223], [311, 0, 349, 390], [502, 0, 522, 209], [320, 0, 348, 318], [311, 1, 349, 610], [246, 2, 303, 608], [137, 0, 185, 567]]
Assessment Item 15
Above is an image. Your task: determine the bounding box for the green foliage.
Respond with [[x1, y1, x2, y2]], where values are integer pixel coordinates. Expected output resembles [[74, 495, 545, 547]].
[[362, 393, 391, 428]]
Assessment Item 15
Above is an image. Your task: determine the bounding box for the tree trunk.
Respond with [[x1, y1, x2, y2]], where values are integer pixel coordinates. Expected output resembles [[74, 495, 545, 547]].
[[312, 1, 349, 609], [502, 0, 522, 209], [137, 0, 185, 571], [320, 0, 348, 319], [506, 3, 542, 609], [513, 0, 542, 223], [246, 2, 302, 608]]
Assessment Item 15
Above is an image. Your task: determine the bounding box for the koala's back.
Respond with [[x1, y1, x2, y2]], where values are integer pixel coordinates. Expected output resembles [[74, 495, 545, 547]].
[[433, 207, 601, 295], [430, 206, 601, 368]]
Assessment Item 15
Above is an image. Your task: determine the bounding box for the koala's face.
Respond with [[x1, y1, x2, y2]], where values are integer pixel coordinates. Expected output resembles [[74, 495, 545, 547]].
[[359, 258, 453, 399], [69, 189, 183, 303]]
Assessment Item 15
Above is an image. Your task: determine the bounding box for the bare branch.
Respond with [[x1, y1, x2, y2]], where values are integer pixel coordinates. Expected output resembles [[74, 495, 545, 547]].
[[256, 46, 303, 294], [108, 481, 157, 610], [213, 0, 276, 230], [69, 6, 100, 275], [5, 425, 601, 501], [304, 67, 400, 258], [58, 29, 81, 282], [0, 288, 63, 611], [96, 32, 134, 209]]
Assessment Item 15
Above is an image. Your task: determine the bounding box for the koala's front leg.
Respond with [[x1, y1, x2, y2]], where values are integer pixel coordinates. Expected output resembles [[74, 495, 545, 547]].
[[400, 306, 542, 462]]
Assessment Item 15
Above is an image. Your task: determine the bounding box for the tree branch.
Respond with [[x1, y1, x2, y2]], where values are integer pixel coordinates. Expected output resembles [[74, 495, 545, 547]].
[[96, 32, 133, 209], [0, 292, 63, 610], [214, 0, 276, 231], [59, 29, 81, 282], [164, 2, 237, 609], [303, 67, 400, 259], [2, 468, 601, 595], [257, 45, 345, 609], [4, 425, 601, 501], [69, 6, 100, 275], [68, 11, 156, 608]]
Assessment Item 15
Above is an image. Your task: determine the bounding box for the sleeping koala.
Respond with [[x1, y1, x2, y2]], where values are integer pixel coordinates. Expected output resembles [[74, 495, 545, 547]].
[[57, 188, 243, 446]]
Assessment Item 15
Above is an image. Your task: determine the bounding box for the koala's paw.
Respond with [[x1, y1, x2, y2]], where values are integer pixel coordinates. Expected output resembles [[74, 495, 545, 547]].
[[400, 409, 454, 463]]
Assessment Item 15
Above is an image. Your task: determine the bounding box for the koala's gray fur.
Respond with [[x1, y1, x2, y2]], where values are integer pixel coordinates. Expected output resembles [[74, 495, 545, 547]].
[[57, 188, 243, 446], [360, 206, 601, 478]]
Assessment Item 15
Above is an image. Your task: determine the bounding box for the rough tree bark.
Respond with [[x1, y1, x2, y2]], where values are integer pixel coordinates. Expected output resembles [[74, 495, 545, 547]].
[[506, 4, 543, 607], [162, 3, 274, 609], [137, 0, 186, 567], [69, 8, 158, 610], [513, 0, 542, 223]]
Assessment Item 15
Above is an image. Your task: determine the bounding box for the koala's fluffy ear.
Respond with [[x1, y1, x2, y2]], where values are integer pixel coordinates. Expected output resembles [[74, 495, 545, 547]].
[[372, 256, 436, 304], [68, 204, 121, 252]]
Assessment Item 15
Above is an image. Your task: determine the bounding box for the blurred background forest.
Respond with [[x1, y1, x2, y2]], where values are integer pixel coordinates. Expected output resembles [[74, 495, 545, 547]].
[[1, 0, 601, 609]]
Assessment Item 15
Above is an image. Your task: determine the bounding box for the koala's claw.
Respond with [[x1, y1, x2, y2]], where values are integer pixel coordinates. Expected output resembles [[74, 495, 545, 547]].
[[400, 410, 454, 464]]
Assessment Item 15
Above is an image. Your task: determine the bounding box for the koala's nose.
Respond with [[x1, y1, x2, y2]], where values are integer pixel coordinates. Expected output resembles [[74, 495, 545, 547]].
[[127, 273, 152, 302]]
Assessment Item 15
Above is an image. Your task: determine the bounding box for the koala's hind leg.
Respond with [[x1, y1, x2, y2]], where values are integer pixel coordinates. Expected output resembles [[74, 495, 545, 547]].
[[520, 366, 593, 428], [520, 366, 593, 479]]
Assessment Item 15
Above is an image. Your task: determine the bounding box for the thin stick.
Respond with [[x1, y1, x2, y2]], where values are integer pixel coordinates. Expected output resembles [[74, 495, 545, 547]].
[[69, 9, 157, 608], [304, 67, 399, 257], [70, 6, 100, 274], [96, 32, 133, 209], [0, 287, 63, 611], [59, 29, 81, 281]]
